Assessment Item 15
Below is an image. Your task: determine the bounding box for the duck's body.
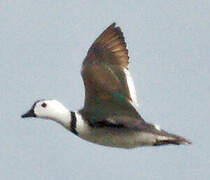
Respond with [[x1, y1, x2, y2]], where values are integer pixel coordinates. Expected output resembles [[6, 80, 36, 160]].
[[73, 113, 183, 148], [22, 23, 191, 148], [71, 111, 148, 149], [73, 114, 156, 149]]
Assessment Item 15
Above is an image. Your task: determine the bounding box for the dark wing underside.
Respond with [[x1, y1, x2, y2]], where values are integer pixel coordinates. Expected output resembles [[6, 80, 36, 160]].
[[80, 23, 144, 127]]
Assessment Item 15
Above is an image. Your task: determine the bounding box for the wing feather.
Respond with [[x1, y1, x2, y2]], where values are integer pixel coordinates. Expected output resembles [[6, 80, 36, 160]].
[[83, 23, 129, 68], [81, 23, 142, 125]]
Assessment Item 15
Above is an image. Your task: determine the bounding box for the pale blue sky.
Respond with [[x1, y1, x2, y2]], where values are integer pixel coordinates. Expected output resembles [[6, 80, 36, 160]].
[[1, 1, 210, 180]]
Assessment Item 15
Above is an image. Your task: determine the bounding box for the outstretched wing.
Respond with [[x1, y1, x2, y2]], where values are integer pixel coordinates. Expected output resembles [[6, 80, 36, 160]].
[[81, 23, 144, 125], [82, 23, 138, 106]]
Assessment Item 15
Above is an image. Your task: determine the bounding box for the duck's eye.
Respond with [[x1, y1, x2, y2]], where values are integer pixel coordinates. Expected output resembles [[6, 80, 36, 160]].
[[41, 103, 47, 108]]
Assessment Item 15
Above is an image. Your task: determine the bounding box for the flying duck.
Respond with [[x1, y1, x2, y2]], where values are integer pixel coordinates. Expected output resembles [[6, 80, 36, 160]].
[[21, 23, 191, 148]]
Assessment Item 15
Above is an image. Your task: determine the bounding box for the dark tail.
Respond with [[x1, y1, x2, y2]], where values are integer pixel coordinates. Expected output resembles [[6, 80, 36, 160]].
[[153, 136, 192, 146]]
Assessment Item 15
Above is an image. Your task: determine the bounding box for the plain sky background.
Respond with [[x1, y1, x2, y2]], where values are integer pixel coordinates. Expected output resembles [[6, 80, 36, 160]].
[[1, 0, 210, 180]]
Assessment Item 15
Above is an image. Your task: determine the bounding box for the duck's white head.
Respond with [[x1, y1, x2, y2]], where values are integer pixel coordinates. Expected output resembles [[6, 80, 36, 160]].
[[21, 100, 70, 127]]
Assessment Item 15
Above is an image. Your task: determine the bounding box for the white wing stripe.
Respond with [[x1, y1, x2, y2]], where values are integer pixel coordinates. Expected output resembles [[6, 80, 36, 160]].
[[123, 68, 139, 107]]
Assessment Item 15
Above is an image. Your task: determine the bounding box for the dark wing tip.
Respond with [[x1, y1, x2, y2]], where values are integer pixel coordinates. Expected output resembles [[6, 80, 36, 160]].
[[85, 22, 129, 67], [108, 22, 116, 28]]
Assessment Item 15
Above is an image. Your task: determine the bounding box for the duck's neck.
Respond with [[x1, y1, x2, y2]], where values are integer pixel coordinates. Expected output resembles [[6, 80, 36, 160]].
[[51, 110, 85, 135], [50, 109, 71, 129]]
